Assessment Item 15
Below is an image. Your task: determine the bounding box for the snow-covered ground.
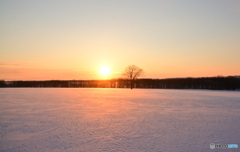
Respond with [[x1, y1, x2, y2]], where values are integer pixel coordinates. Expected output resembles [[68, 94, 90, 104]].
[[0, 88, 239, 152]]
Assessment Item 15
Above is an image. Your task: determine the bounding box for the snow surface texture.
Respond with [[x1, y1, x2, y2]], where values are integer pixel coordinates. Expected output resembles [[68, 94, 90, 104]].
[[0, 88, 239, 152]]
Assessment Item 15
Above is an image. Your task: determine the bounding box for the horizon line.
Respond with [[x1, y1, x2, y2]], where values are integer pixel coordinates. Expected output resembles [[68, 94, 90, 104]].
[[2, 75, 240, 81]]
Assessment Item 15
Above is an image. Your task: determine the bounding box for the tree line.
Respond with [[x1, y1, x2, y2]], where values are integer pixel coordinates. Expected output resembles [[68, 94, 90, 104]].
[[1, 76, 240, 90]]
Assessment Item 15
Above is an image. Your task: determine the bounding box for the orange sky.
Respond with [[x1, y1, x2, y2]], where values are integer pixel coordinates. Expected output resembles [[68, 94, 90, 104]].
[[1, 1, 240, 80]]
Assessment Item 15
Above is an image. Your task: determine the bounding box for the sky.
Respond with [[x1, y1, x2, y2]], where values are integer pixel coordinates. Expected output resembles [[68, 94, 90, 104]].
[[1, 0, 240, 80]]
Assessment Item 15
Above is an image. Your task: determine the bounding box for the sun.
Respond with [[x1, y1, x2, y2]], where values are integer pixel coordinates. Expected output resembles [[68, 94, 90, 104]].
[[100, 66, 110, 76]]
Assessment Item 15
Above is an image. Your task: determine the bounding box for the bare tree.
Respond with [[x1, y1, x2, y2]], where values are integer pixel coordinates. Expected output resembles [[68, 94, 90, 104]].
[[123, 65, 144, 89]]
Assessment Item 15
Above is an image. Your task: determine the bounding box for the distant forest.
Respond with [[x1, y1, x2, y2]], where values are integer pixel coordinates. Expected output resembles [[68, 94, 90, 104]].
[[1, 76, 240, 90]]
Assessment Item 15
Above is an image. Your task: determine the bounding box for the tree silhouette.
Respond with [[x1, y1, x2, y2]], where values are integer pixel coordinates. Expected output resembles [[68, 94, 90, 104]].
[[0, 80, 5, 87], [123, 65, 144, 89]]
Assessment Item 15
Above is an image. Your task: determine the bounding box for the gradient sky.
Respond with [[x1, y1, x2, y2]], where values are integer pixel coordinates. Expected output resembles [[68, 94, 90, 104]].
[[1, 0, 240, 80]]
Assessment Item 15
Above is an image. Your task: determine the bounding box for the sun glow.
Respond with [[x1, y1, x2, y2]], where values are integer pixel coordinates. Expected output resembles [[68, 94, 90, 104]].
[[100, 66, 110, 76]]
